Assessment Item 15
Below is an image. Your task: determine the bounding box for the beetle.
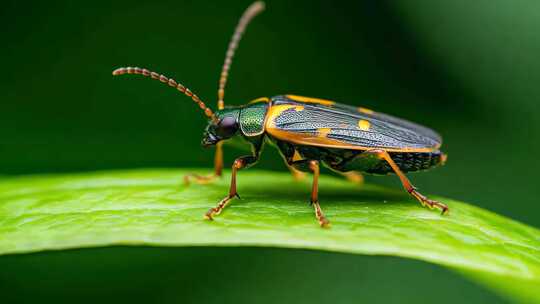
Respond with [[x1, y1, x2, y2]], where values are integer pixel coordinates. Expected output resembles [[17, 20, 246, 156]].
[[112, 1, 448, 227]]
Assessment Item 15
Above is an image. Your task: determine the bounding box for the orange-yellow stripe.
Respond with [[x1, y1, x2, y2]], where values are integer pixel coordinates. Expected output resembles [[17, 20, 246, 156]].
[[286, 95, 335, 106]]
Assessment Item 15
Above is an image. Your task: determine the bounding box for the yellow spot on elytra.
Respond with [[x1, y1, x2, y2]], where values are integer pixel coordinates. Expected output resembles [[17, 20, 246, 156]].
[[318, 128, 332, 138], [286, 95, 335, 106], [294, 106, 304, 111], [358, 107, 374, 114], [358, 120, 370, 131]]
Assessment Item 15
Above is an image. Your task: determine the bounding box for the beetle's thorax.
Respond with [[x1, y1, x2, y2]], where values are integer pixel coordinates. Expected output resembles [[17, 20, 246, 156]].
[[238, 102, 269, 136]]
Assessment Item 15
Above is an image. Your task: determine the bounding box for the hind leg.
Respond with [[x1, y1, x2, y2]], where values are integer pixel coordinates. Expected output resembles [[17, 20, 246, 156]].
[[285, 163, 307, 181], [365, 150, 448, 214], [274, 141, 307, 181], [284, 148, 307, 181], [338, 171, 364, 185]]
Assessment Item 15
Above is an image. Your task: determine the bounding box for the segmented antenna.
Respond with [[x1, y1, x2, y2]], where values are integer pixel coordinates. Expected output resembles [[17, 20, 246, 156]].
[[218, 1, 265, 110], [112, 67, 217, 121]]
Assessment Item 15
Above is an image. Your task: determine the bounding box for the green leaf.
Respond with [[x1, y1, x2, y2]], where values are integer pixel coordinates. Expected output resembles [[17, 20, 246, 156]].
[[0, 169, 538, 303]]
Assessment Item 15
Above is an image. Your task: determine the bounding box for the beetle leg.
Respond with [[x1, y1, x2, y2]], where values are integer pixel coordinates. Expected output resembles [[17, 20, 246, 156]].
[[288, 159, 330, 227], [339, 171, 364, 185], [183, 173, 217, 185], [183, 142, 224, 185], [367, 150, 449, 214], [285, 163, 307, 181], [282, 148, 307, 181], [309, 161, 330, 228], [204, 155, 257, 220], [274, 141, 307, 181], [214, 141, 224, 176], [288, 149, 307, 181]]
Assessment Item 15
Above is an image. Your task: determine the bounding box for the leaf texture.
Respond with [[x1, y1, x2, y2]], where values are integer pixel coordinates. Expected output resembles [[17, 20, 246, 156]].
[[0, 169, 538, 303]]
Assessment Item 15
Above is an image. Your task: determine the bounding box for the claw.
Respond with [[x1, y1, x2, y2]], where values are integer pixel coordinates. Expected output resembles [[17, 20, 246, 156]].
[[411, 190, 449, 215], [204, 211, 214, 221], [440, 205, 449, 215], [312, 200, 331, 228], [319, 217, 331, 228], [204, 194, 238, 220]]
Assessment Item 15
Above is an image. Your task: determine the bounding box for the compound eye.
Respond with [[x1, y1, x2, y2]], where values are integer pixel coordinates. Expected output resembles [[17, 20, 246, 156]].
[[217, 116, 237, 138]]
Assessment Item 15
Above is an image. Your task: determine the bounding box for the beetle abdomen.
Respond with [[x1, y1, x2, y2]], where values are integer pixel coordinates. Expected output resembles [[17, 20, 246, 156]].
[[366, 151, 444, 174], [286, 142, 445, 175]]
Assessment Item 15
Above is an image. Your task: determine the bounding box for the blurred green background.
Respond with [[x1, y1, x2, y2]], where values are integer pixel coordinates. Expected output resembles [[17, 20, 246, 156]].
[[1, 0, 539, 302]]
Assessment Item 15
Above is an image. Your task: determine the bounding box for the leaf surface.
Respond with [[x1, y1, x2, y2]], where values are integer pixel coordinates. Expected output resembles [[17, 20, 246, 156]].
[[0, 169, 538, 303]]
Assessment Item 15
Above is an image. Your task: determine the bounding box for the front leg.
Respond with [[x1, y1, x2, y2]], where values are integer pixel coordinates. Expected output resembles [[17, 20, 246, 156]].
[[204, 155, 258, 220]]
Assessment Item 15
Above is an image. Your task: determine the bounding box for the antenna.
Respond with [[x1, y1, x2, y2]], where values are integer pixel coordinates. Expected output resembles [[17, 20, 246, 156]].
[[112, 67, 217, 121], [112, 2, 266, 180], [217, 1, 265, 110]]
